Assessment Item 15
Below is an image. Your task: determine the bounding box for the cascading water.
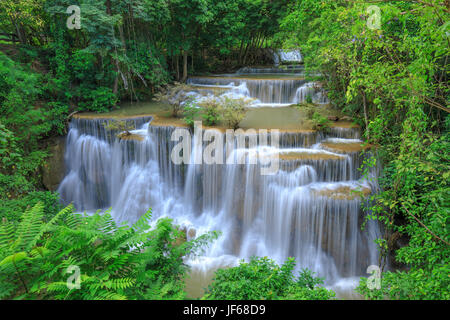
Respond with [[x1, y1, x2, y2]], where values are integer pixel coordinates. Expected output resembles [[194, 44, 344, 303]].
[[273, 49, 303, 65], [58, 64, 382, 298], [186, 67, 329, 106], [237, 65, 305, 75], [293, 82, 330, 105]]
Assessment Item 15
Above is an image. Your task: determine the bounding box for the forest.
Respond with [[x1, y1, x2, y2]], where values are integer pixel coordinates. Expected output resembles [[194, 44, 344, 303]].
[[0, 0, 448, 301]]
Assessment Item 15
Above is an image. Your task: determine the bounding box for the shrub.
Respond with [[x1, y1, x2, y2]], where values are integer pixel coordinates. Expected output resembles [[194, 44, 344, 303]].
[[0, 123, 47, 198], [198, 98, 221, 126], [183, 99, 200, 128], [154, 83, 193, 117], [311, 112, 330, 130], [102, 119, 137, 139], [357, 111, 450, 300], [0, 191, 61, 224], [219, 97, 248, 129], [203, 256, 335, 300], [79, 87, 118, 113]]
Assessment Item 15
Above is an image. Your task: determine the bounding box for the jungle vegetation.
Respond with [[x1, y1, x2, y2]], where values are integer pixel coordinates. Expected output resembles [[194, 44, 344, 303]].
[[0, 0, 448, 300]]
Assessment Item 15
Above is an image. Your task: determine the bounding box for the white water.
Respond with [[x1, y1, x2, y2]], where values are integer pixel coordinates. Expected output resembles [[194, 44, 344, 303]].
[[273, 49, 303, 65], [58, 114, 382, 298], [186, 72, 329, 106], [57, 55, 381, 298]]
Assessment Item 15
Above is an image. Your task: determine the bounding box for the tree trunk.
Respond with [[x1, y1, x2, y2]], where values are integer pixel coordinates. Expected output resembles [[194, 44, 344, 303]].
[[238, 39, 245, 65], [175, 55, 180, 81], [11, 17, 26, 45], [182, 50, 188, 82]]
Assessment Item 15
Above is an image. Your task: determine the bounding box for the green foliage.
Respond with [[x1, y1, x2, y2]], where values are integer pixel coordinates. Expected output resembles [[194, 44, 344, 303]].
[[0, 203, 218, 300], [198, 98, 221, 126], [219, 97, 248, 129], [357, 267, 450, 301], [203, 257, 335, 300], [102, 119, 137, 140], [0, 52, 45, 145], [0, 191, 61, 224], [0, 53, 70, 199], [182, 99, 200, 128], [79, 87, 118, 113], [0, 122, 47, 198], [311, 112, 330, 131], [279, 0, 450, 300], [359, 111, 450, 300]]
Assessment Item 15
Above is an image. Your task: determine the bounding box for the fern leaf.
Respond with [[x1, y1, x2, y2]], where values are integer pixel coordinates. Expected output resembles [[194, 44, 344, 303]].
[[15, 202, 44, 251]]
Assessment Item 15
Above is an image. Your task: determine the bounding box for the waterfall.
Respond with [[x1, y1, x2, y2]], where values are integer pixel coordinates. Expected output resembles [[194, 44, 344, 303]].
[[58, 56, 382, 297], [186, 75, 329, 106], [187, 77, 307, 104], [273, 49, 303, 65], [293, 82, 330, 105], [58, 114, 382, 297], [237, 65, 305, 75]]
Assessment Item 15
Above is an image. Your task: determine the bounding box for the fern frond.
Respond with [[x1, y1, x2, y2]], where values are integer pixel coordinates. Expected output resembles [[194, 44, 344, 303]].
[[91, 290, 128, 300], [44, 205, 74, 232], [0, 220, 15, 250], [15, 202, 44, 251], [132, 208, 152, 233]]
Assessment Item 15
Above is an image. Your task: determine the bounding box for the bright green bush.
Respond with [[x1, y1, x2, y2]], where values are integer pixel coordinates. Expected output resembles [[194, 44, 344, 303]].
[[0, 191, 61, 224], [358, 111, 450, 300], [198, 98, 221, 126], [0, 123, 47, 198], [79, 87, 118, 113], [203, 257, 335, 300], [183, 99, 200, 128], [311, 112, 330, 130]]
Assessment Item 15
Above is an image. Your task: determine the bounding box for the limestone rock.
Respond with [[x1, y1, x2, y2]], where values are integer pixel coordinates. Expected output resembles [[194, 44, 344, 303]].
[[42, 136, 66, 191]]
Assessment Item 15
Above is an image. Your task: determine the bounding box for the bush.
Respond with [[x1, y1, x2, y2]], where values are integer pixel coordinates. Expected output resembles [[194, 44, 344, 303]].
[[102, 119, 137, 140], [203, 257, 335, 300], [198, 98, 221, 126], [311, 112, 330, 130], [357, 267, 450, 300], [182, 99, 200, 128], [79, 87, 118, 113], [0, 123, 47, 198], [0, 53, 46, 146], [154, 83, 193, 117], [0, 191, 61, 224], [44, 102, 70, 136], [219, 97, 248, 129], [357, 111, 450, 300]]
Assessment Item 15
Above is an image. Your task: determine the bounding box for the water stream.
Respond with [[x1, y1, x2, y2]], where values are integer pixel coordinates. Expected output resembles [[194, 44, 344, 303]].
[[58, 66, 382, 299]]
